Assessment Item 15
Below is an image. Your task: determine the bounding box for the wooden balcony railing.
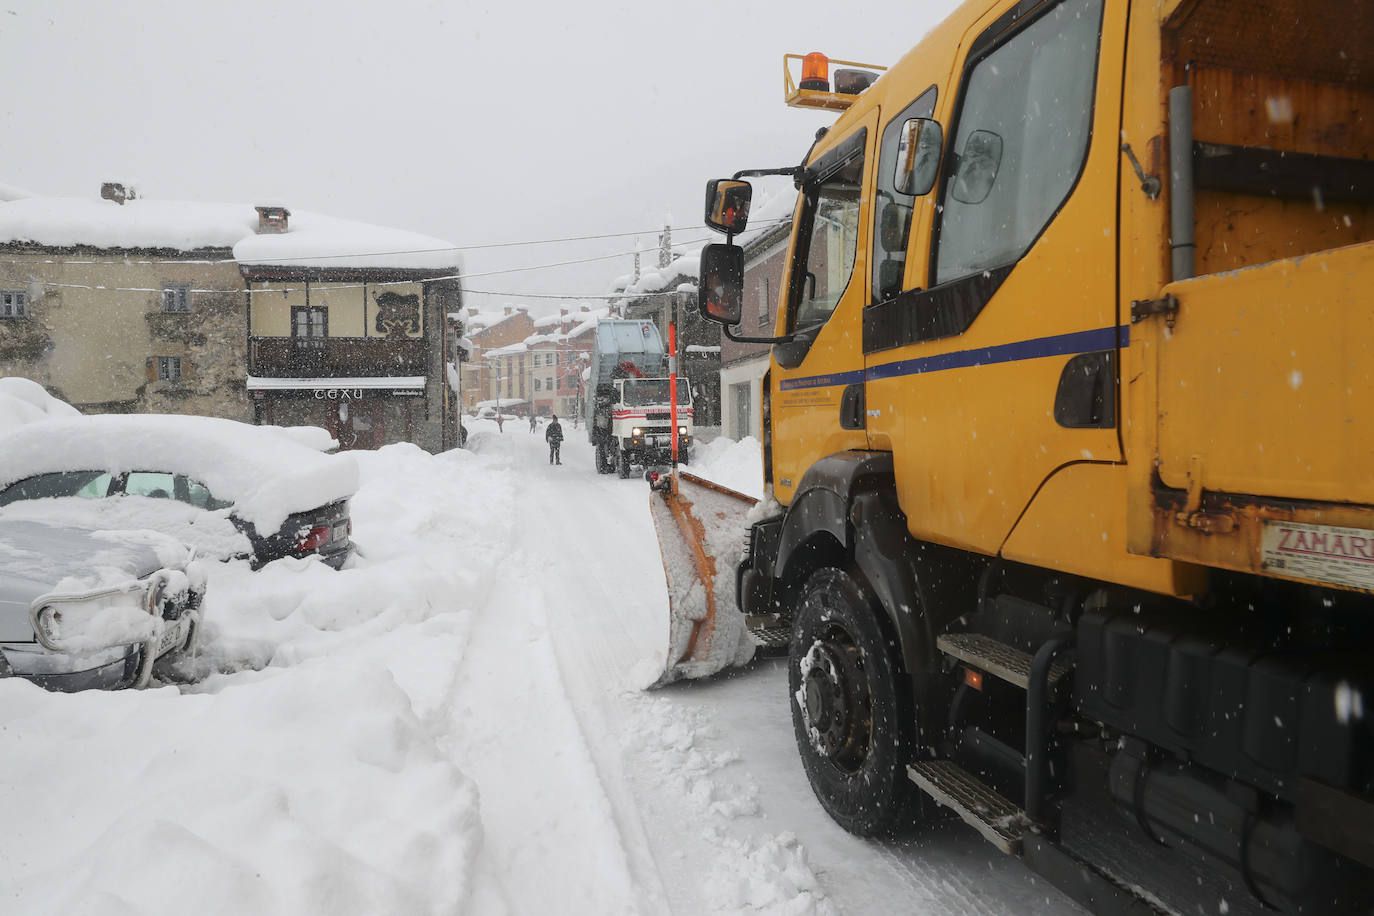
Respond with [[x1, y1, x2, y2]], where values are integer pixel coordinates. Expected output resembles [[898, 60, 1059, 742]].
[[250, 337, 429, 378]]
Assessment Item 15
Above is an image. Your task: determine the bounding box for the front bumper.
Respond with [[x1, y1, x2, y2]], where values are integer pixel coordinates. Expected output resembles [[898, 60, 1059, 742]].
[[21, 566, 206, 690]]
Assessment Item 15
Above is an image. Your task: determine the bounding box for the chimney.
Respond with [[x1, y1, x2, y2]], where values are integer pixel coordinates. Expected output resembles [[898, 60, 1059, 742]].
[[504, 306, 513, 315], [559, 308, 569, 317], [101, 182, 134, 205], [255, 205, 290, 233], [467, 308, 479, 317]]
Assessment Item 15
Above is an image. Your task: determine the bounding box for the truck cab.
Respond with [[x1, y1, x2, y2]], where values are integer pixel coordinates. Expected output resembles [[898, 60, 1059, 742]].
[[606, 376, 693, 478], [688, 1, 1374, 912]]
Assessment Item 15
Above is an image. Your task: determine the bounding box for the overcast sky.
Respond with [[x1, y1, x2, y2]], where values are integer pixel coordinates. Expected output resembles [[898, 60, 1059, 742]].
[[2, 0, 961, 316]]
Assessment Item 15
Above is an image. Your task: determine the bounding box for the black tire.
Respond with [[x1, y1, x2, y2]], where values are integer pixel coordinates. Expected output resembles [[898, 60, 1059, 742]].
[[617, 448, 632, 478], [789, 566, 921, 836]]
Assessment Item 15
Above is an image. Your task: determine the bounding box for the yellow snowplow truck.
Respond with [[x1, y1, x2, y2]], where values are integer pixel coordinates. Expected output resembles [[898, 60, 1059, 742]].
[[652, 0, 1374, 912]]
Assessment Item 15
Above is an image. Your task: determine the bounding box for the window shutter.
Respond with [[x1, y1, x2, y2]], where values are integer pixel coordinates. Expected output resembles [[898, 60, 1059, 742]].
[[145, 357, 157, 381]]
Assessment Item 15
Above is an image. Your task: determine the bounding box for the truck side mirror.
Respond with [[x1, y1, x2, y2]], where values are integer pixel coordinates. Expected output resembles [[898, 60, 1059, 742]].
[[705, 179, 752, 235], [894, 118, 943, 196], [699, 243, 745, 326]]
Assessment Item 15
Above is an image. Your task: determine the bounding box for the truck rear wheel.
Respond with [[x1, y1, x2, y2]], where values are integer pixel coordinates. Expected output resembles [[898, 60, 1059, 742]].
[[789, 566, 920, 836]]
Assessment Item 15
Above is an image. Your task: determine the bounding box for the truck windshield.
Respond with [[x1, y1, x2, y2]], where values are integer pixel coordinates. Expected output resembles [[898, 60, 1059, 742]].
[[622, 379, 692, 407]]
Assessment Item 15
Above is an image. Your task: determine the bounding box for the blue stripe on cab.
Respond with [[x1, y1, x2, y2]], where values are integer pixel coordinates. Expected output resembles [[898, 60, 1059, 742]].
[[778, 325, 1129, 391]]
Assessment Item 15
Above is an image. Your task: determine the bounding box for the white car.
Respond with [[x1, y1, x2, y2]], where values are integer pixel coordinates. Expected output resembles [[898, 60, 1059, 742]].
[[0, 519, 207, 691], [0, 413, 359, 569]]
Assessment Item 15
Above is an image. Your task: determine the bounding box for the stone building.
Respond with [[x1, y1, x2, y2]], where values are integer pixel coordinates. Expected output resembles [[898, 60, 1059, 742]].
[[0, 186, 254, 421], [0, 186, 463, 451], [240, 207, 463, 452]]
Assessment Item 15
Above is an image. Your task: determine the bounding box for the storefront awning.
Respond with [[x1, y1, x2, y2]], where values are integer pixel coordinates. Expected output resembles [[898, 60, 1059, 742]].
[[247, 376, 426, 391]]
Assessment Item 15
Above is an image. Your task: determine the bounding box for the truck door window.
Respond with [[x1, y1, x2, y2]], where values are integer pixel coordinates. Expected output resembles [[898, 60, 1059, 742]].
[[873, 88, 937, 304], [789, 130, 867, 332], [933, 0, 1103, 286]]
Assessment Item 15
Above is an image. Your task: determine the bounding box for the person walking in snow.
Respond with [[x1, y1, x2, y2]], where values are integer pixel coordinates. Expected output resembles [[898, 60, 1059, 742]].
[[529, 414, 537, 433], [545, 414, 564, 465]]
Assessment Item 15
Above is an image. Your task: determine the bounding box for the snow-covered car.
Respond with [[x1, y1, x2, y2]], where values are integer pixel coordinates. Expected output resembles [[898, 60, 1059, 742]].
[[0, 414, 360, 569], [0, 519, 207, 691]]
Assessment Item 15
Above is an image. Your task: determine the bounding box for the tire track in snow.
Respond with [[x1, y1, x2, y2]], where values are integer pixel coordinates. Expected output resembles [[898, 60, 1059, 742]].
[[449, 427, 665, 915]]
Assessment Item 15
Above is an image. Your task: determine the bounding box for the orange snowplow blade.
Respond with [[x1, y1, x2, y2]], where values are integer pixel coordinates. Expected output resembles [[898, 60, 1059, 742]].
[[647, 470, 759, 687]]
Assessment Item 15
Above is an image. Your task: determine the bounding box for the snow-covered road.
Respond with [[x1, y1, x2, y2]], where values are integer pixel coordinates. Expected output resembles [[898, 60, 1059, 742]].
[[0, 419, 1085, 915]]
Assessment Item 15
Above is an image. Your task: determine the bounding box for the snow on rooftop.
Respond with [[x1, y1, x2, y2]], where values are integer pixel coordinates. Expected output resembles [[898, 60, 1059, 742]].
[[620, 249, 702, 297], [234, 210, 460, 271], [0, 195, 459, 271], [463, 307, 529, 333]]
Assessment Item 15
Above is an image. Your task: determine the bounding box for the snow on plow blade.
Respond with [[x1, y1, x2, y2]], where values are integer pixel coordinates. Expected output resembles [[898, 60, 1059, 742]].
[[647, 470, 758, 687]]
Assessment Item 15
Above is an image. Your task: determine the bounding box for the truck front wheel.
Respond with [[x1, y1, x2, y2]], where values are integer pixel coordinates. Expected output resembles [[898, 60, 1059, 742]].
[[617, 448, 632, 478], [789, 566, 920, 836]]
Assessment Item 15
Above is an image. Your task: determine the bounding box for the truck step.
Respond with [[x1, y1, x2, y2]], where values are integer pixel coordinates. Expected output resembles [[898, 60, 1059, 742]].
[[907, 760, 1027, 854], [746, 615, 790, 650], [937, 632, 1071, 690]]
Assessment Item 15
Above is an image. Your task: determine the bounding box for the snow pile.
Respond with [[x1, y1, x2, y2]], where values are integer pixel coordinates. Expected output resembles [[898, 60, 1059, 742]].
[[0, 443, 501, 915], [691, 435, 765, 499], [0, 413, 359, 532], [0, 429, 850, 916], [0, 376, 81, 437]]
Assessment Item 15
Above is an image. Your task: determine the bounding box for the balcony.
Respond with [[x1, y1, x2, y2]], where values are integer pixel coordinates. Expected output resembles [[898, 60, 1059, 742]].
[[250, 336, 429, 379]]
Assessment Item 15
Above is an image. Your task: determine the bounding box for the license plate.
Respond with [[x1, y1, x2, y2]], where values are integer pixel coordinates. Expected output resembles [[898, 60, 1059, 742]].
[[157, 617, 190, 656], [331, 524, 348, 544], [1262, 521, 1374, 591]]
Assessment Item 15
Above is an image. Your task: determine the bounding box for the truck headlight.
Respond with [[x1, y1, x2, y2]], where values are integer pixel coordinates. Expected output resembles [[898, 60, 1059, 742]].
[[678, 426, 688, 436], [633, 427, 643, 437]]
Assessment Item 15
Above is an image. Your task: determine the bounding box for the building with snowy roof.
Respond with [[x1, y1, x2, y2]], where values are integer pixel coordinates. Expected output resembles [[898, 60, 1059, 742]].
[[0, 184, 464, 452]]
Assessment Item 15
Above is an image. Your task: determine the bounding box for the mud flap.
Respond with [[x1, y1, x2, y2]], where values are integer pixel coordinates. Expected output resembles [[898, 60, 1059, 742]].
[[646, 469, 759, 687]]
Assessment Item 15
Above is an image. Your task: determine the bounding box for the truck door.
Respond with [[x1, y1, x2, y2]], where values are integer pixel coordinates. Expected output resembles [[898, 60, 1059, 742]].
[[769, 117, 877, 504], [863, 0, 1126, 556]]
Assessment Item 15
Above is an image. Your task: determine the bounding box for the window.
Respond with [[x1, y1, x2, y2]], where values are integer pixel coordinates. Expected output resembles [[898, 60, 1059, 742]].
[[933, 0, 1103, 285], [162, 285, 190, 313], [0, 290, 26, 318], [0, 471, 112, 506], [534, 378, 542, 391], [157, 356, 181, 381], [126, 471, 232, 508], [757, 276, 771, 328], [872, 87, 938, 303], [787, 130, 866, 332], [292, 306, 328, 350]]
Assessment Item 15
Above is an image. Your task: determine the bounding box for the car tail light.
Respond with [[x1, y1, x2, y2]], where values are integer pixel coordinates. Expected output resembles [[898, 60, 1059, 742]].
[[296, 525, 331, 552]]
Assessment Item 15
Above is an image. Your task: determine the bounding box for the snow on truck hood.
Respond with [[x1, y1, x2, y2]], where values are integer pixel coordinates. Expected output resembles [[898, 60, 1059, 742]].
[[0, 414, 358, 532]]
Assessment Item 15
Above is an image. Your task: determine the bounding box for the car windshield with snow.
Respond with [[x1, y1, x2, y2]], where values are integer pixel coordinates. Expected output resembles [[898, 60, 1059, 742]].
[[0, 519, 207, 691], [0, 414, 359, 569]]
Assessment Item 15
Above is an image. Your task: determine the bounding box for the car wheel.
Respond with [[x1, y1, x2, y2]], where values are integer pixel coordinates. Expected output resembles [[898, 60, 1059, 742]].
[[789, 566, 921, 836], [617, 449, 632, 479]]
